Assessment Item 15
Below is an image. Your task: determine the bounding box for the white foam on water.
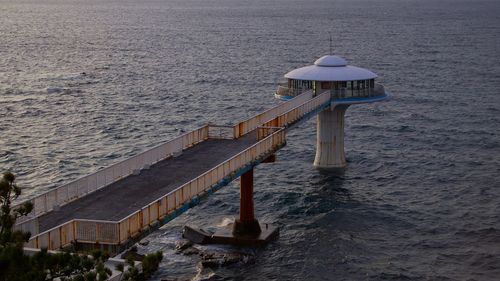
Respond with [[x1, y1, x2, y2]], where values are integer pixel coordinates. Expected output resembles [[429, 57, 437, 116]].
[[216, 217, 235, 228]]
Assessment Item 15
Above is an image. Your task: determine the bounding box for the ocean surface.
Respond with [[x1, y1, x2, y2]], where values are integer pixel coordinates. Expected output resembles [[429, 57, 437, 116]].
[[1, 0, 499, 280]]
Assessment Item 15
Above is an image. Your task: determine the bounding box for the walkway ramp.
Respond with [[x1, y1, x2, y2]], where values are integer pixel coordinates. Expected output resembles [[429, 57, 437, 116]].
[[38, 133, 257, 232], [14, 90, 332, 251]]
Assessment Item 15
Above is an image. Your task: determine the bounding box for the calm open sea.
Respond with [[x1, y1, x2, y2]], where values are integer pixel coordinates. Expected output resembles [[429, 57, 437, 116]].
[[1, 0, 499, 280]]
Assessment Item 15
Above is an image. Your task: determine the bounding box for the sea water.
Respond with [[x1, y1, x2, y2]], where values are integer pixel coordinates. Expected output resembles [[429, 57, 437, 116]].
[[1, 0, 499, 280]]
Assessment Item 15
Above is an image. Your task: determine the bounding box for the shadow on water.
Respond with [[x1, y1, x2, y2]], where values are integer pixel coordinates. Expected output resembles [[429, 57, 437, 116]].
[[311, 167, 351, 202], [315, 166, 346, 178]]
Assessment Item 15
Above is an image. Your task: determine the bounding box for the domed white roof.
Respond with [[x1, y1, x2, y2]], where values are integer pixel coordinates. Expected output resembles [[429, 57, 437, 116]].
[[284, 55, 377, 82], [314, 55, 347, 66]]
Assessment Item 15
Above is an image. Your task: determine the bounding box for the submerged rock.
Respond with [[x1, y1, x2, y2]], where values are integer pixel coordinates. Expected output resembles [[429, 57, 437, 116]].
[[200, 252, 247, 268], [197, 274, 224, 281], [175, 239, 193, 251], [121, 246, 145, 261], [175, 239, 200, 256], [183, 247, 201, 256], [139, 238, 150, 246]]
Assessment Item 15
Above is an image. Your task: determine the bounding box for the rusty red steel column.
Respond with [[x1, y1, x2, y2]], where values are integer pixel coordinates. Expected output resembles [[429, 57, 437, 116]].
[[233, 167, 261, 236], [240, 168, 255, 222]]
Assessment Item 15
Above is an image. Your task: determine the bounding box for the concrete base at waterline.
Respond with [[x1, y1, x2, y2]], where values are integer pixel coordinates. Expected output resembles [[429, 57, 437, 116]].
[[212, 222, 278, 247], [183, 223, 279, 247]]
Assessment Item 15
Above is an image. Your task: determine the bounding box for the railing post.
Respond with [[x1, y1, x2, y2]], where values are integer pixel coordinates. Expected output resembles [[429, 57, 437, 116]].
[[157, 201, 160, 221], [73, 221, 77, 242], [118, 222, 121, 243], [128, 217, 131, 238], [95, 222, 98, 243]]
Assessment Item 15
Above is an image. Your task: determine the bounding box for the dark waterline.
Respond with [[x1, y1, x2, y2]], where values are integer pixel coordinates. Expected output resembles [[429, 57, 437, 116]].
[[1, 0, 499, 280]]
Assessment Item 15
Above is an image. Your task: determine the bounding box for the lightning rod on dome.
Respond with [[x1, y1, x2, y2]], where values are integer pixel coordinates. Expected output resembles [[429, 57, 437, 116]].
[[329, 32, 333, 55]]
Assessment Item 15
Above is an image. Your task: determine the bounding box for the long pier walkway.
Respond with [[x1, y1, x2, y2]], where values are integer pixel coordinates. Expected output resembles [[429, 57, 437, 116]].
[[38, 133, 257, 232], [14, 87, 385, 251]]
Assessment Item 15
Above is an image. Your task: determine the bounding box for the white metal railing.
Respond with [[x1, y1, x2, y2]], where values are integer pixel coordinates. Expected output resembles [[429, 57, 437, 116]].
[[233, 90, 313, 138], [208, 125, 234, 139], [14, 125, 211, 229], [17, 89, 321, 232], [17, 88, 326, 238], [13, 216, 39, 236], [114, 126, 285, 245], [276, 85, 305, 98], [25, 127, 286, 249], [17, 87, 334, 245], [19, 82, 387, 250], [263, 91, 331, 128], [25, 218, 120, 249]]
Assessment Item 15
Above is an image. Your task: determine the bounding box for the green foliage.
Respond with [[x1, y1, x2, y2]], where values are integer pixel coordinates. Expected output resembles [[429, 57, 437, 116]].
[[0, 247, 112, 281], [0, 172, 33, 247], [0, 172, 163, 281], [33, 248, 111, 281], [0, 243, 38, 281], [141, 251, 163, 278], [117, 251, 163, 281], [0, 172, 111, 281]]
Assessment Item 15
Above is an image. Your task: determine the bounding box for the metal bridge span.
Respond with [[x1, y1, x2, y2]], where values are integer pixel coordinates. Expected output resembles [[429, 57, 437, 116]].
[[13, 89, 382, 252]]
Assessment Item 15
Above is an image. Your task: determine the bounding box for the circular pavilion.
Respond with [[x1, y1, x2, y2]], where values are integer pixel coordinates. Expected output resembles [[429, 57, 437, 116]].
[[275, 55, 387, 168], [276, 55, 384, 100]]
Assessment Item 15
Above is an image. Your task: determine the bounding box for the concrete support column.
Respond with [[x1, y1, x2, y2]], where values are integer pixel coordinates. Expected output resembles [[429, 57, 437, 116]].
[[313, 105, 349, 168], [233, 168, 261, 236]]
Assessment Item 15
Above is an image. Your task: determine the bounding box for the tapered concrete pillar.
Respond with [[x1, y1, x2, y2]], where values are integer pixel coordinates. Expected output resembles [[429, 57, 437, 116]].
[[314, 105, 349, 168]]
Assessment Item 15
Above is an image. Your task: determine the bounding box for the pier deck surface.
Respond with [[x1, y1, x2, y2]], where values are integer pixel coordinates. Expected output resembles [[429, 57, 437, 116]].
[[38, 133, 257, 232]]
